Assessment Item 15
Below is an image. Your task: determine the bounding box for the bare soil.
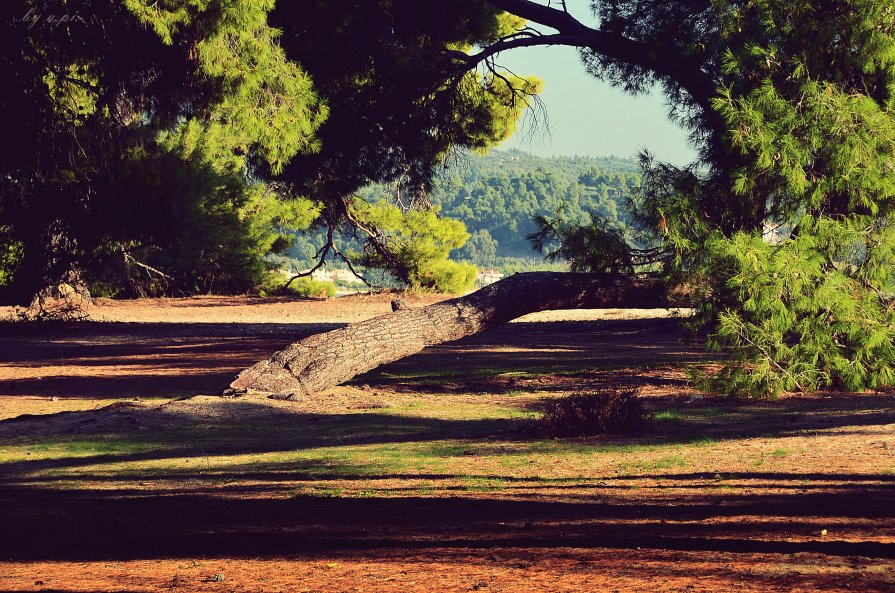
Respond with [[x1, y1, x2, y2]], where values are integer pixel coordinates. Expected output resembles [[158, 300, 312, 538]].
[[0, 295, 892, 592]]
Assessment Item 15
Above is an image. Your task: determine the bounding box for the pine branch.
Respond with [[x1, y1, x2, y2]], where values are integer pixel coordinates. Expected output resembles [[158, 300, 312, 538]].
[[477, 0, 718, 111]]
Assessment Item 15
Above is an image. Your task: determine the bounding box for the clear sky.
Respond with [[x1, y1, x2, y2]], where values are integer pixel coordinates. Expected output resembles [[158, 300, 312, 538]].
[[496, 0, 697, 165]]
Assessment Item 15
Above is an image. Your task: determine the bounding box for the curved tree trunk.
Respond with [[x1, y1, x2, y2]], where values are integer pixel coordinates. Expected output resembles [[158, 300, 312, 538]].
[[229, 272, 670, 396]]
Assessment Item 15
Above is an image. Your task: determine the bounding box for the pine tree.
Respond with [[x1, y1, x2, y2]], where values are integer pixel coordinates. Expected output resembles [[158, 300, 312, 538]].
[[698, 1, 895, 395], [490, 0, 895, 396], [264, 2, 543, 287], [0, 0, 326, 303]]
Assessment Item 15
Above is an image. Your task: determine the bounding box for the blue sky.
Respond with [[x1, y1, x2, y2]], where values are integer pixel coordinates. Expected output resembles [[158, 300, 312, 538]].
[[495, 0, 697, 165]]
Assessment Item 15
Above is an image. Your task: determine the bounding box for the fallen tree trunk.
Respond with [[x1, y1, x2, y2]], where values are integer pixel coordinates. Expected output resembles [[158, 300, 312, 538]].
[[229, 272, 671, 396]]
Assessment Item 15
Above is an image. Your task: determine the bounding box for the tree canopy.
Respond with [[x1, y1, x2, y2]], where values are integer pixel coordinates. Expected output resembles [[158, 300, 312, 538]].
[[265, 1, 544, 288], [0, 0, 546, 300], [477, 0, 895, 395], [0, 0, 327, 302]]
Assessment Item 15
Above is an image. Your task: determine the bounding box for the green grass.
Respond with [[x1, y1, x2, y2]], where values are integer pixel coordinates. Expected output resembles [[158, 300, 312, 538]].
[[4, 388, 887, 502], [461, 476, 507, 493], [651, 408, 731, 422], [4, 437, 159, 461], [306, 486, 345, 497], [617, 454, 689, 473], [653, 410, 684, 421]]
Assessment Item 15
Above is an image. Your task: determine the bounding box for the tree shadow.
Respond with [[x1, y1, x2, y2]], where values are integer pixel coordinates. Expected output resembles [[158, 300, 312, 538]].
[[355, 318, 709, 393], [0, 481, 892, 563], [1, 317, 702, 399], [0, 402, 526, 475], [1, 392, 892, 480], [0, 321, 341, 398], [634, 392, 895, 443], [2, 396, 892, 567]]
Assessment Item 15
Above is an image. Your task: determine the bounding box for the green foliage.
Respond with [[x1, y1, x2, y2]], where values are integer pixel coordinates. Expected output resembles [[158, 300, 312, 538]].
[[358, 149, 640, 261], [525, 0, 895, 396], [491, 257, 569, 277], [272, 1, 543, 201], [0, 240, 23, 288], [142, 0, 328, 175], [690, 1, 895, 395], [259, 271, 335, 299], [412, 259, 478, 295], [152, 2, 533, 300], [99, 146, 321, 295], [350, 199, 477, 293], [0, 0, 326, 303], [528, 212, 634, 275], [458, 229, 499, 265], [435, 151, 639, 257], [701, 218, 895, 397]]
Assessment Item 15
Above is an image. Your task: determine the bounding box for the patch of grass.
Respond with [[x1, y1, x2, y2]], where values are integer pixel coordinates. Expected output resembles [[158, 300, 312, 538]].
[[752, 448, 789, 468], [498, 455, 532, 470], [652, 410, 684, 421], [461, 476, 507, 493], [14, 382, 878, 508], [575, 443, 655, 455], [5, 437, 159, 461], [418, 443, 472, 458], [617, 454, 688, 473], [503, 389, 527, 397]]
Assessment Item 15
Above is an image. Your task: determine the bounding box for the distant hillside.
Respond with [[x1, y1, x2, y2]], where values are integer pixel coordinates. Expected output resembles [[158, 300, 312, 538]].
[[448, 148, 641, 180], [430, 149, 641, 260], [299, 149, 643, 276]]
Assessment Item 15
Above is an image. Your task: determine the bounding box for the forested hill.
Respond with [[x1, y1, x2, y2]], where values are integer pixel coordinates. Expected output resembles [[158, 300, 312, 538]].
[[429, 149, 641, 260]]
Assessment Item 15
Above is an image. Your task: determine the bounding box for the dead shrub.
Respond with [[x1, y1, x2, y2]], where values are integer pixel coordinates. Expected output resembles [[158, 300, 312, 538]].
[[539, 388, 645, 437]]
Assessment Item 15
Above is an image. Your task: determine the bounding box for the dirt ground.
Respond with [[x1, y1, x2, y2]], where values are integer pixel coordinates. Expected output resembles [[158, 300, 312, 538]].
[[0, 294, 892, 592]]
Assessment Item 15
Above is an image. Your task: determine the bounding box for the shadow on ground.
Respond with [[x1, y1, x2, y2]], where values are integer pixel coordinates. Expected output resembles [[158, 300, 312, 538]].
[[1, 392, 893, 484], [0, 480, 892, 563], [0, 322, 340, 399], [0, 316, 887, 411], [355, 318, 708, 393], [1, 317, 697, 399]]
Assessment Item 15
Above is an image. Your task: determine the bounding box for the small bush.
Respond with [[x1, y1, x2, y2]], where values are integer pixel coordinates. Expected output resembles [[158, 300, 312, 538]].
[[410, 259, 477, 294], [257, 272, 335, 298], [285, 276, 336, 298], [539, 388, 645, 437]]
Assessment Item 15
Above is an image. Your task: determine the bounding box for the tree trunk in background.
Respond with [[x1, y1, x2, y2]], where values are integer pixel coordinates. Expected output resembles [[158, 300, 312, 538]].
[[229, 272, 671, 396]]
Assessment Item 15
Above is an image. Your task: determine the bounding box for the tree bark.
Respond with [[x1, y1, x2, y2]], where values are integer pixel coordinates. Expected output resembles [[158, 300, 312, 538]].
[[229, 272, 671, 397]]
